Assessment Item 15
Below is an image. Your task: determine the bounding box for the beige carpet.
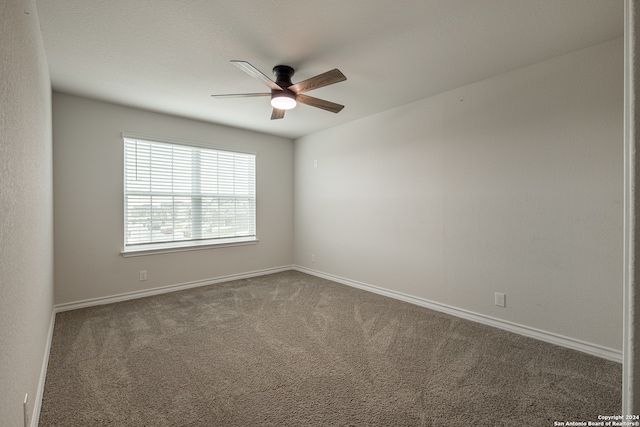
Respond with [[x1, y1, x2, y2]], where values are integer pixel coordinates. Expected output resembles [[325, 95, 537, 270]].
[[39, 271, 621, 426]]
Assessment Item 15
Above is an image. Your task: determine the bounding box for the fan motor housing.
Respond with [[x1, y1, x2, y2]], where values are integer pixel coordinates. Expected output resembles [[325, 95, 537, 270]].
[[273, 65, 295, 88]]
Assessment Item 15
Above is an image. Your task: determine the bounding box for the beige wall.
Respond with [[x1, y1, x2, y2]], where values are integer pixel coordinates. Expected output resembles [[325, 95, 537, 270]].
[[0, 0, 54, 425], [294, 38, 624, 351], [52, 93, 294, 304]]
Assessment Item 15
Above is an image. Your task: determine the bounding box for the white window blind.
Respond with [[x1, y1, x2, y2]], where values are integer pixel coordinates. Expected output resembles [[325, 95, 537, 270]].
[[123, 137, 256, 252]]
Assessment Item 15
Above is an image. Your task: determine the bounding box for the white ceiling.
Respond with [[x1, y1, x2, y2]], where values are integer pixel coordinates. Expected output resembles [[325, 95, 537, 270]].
[[35, 0, 624, 139]]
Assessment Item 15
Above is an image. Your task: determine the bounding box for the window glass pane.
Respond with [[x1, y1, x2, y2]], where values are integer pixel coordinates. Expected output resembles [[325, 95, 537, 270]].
[[125, 195, 151, 245]]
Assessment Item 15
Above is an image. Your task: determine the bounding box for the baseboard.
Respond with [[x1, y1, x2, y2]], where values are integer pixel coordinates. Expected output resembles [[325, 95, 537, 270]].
[[32, 309, 56, 427], [52, 263, 623, 363], [293, 265, 623, 363], [55, 265, 294, 313]]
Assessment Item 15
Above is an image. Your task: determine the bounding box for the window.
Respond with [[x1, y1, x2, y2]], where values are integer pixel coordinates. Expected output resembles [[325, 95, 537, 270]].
[[123, 135, 256, 254]]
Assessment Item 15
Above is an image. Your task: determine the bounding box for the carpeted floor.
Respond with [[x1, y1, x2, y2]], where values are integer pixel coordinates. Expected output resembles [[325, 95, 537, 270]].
[[39, 271, 621, 426]]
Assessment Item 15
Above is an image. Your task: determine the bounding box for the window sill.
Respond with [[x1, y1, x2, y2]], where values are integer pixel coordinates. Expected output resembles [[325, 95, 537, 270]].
[[121, 237, 258, 257]]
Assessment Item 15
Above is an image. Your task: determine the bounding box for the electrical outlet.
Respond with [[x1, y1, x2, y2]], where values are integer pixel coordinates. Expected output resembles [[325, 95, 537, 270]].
[[314, 159, 318, 168], [139, 270, 147, 281], [311, 254, 316, 263], [23, 393, 29, 427], [495, 292, 506, 307]]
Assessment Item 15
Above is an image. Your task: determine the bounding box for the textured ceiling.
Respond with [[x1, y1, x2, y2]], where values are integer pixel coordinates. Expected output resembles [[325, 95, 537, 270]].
[[35, 0, 623, 139]]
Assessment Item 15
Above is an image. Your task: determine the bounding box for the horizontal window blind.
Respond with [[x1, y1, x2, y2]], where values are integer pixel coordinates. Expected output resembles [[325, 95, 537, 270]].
[[123, 137, 256, 250]]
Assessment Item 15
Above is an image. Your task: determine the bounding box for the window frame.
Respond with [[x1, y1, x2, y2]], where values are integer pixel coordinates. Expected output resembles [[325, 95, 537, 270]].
[[121, 133, 258, 257]]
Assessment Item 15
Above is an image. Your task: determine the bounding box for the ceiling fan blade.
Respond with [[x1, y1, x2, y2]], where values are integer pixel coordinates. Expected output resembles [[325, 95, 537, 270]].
[[231, 60, 282, 91], [211, 93, 270, 98], [289, 69, 346, 94], [296, 94, 344, 113], [271, 108, 285, 120]]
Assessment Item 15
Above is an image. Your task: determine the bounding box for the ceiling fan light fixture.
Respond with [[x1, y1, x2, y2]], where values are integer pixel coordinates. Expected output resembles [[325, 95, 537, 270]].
[[212, 61, 346, 119], [271, 91, 297, 110]]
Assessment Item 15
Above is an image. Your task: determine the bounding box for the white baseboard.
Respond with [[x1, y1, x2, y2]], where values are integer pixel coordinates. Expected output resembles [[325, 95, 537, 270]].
[[293, 265, 623, 363], [55, 265, 294, 313], [51, 264, 623, 363], [32, 309, 56, 427]]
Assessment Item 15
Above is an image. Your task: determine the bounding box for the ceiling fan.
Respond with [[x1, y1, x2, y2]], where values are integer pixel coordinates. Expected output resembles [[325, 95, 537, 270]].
[[211, 60, 347, 120]]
